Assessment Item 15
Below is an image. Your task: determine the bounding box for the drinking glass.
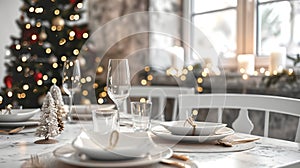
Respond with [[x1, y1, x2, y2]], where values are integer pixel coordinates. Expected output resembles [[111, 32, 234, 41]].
[[106, 59, 131, 124], [62, 59, 81, 123]]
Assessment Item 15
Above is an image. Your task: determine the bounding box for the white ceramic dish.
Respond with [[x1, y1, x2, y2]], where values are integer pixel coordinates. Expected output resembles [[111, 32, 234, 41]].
[[65, 104, 115, 114], [54, 144, 172, 168], [151, 125, 234, 143], [72, 131, 156, 160], [0, 109, 40, 122], [160, 121, 227, 136]]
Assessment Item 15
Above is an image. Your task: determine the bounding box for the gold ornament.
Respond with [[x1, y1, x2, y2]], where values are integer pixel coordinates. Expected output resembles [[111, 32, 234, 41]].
[[52, 16, 65, 29]]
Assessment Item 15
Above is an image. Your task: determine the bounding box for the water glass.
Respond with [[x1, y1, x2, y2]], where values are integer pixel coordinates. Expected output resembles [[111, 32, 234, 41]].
[[130, 102, 152, 132], [92, 109, 119, 134]]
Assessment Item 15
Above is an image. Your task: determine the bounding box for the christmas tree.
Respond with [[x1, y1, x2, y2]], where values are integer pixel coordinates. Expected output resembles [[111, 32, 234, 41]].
[[0, 0, 89, 108], [35, 92, 59, 144], [50, 84, 65, 132]]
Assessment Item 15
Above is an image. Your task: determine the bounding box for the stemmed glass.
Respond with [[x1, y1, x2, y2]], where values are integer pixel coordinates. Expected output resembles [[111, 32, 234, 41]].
[[62, 59, 81, 123], [106, 59, 131, 125]]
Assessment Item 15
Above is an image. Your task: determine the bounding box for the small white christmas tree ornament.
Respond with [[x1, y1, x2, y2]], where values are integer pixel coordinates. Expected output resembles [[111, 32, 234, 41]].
[[35, 92, 59, 144], [50, 84, 65, 132]]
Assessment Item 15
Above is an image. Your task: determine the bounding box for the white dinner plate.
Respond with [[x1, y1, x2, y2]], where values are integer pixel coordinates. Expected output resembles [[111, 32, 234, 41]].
[[66, 104, 115, 114], [72, 131, 156, 160], [53, 144, 172, 167], [0, 109, 40, 122], [160, 121, 227, 136], [151, 125, 234, 143]]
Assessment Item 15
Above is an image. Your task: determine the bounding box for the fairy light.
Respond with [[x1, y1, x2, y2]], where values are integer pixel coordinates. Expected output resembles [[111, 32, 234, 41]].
[[54, 9, 60, 15], [35, 7, 43, 13], [69, 31, 75, 37], [141, 79, 147, 85], [147, 74, 153, 81], [25, 24, 31, 29], [52, 78, 57, 84], [29, 7, 34, 12], [69, 36, 74, 41], [45, 48, 52, 54], [240, 68, 246, 74], [187, 65, 193, 71], [73, 49, 79, 55], [59, 38, 66, 45], [80, 78, 86, 84], [140, 98, 146, 103], [51, 26, 56, 31], [31, 34, 37, 40], [69, 15, 75, 20], [197, 86, 203, 92], [180, 75, 186, 81], [98, 98, 104, 104], [201, 71, 207, 77], [86, 76, 92, 82], [93, 83, 99, 89], [197, 77, 203, 84], [17, 66, 22, 72], [144, 66, 150, 72], [52, 63, 58, 68], [0, 96, 3, 104], [7, 91, 13, 97], [260, 67, 265, 74], [242, 74, 249, 80], [61, 56, 67, 61], [37, 80, 43, 85], [74, 14, 80, 20], [82, 90, 88, 96], [36, 22, 41, 27], [192, 109, 198, 116], [182, 68, 188, 75], [77, 3, 83, 8], [82, 32, 89, 39], [100, 92, 107, 97], [43, 75, 48, 80], [97, 66, 103, 73], [16, 44, 21, 50], [23, 84, 29, 90]]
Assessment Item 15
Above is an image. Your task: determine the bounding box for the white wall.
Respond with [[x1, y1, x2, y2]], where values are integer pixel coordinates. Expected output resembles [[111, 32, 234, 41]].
[[0, 0, 22, 87]]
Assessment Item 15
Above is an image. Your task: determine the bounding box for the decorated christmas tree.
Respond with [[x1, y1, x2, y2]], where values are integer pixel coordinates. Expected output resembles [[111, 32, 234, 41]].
[[35, 92, 59, 144], [0, 0, 89, 109]]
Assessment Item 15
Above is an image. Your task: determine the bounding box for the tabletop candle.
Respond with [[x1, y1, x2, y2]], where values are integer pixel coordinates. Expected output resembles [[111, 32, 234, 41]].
[[269, 47, 286, 74], [237, 54, 255, 75]]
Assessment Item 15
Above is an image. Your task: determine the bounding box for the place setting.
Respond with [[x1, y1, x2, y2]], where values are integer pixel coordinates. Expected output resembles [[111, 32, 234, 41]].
[[151, 117, 259, 153], [0, 107, 40, 134]]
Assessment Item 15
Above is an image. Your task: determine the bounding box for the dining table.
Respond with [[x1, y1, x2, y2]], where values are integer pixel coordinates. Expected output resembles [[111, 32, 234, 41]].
[[1, 109, 300, 168]]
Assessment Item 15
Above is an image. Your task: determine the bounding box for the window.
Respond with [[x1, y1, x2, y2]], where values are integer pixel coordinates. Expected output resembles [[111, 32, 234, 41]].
[[188, 0, 300, 69], [192, 0, 237, 58], [258, 0, 300, 56]]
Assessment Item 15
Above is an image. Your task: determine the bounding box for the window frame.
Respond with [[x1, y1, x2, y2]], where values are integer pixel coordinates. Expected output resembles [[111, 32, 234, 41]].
[[185, 0, 271, 71]]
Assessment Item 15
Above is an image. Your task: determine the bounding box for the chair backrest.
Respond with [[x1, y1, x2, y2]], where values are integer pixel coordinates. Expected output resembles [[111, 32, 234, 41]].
[[129, 86, 195, 121], [178, 93, 300, 142]]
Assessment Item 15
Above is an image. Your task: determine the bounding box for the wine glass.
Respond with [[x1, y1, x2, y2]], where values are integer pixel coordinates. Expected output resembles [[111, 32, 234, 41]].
[[62, 59, 81, 123], [106, 59, 131, 124]]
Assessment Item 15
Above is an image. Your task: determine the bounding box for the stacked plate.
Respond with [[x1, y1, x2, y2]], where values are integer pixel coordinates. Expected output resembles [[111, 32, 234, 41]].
[[0, 108, 40, 127], [53, 131, 172, 167], [152, 121, 234, 143]]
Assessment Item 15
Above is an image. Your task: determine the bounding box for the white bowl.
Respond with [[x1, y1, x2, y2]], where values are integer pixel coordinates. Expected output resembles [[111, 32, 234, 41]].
[[0, 109, 40, 122], [72, 131, 155, 160], [160, 121, 227, 136]]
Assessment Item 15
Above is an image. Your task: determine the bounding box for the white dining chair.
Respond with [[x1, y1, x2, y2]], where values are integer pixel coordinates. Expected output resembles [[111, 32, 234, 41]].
[[178, 93, 300, 142], [128, 86, 195, 121]]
